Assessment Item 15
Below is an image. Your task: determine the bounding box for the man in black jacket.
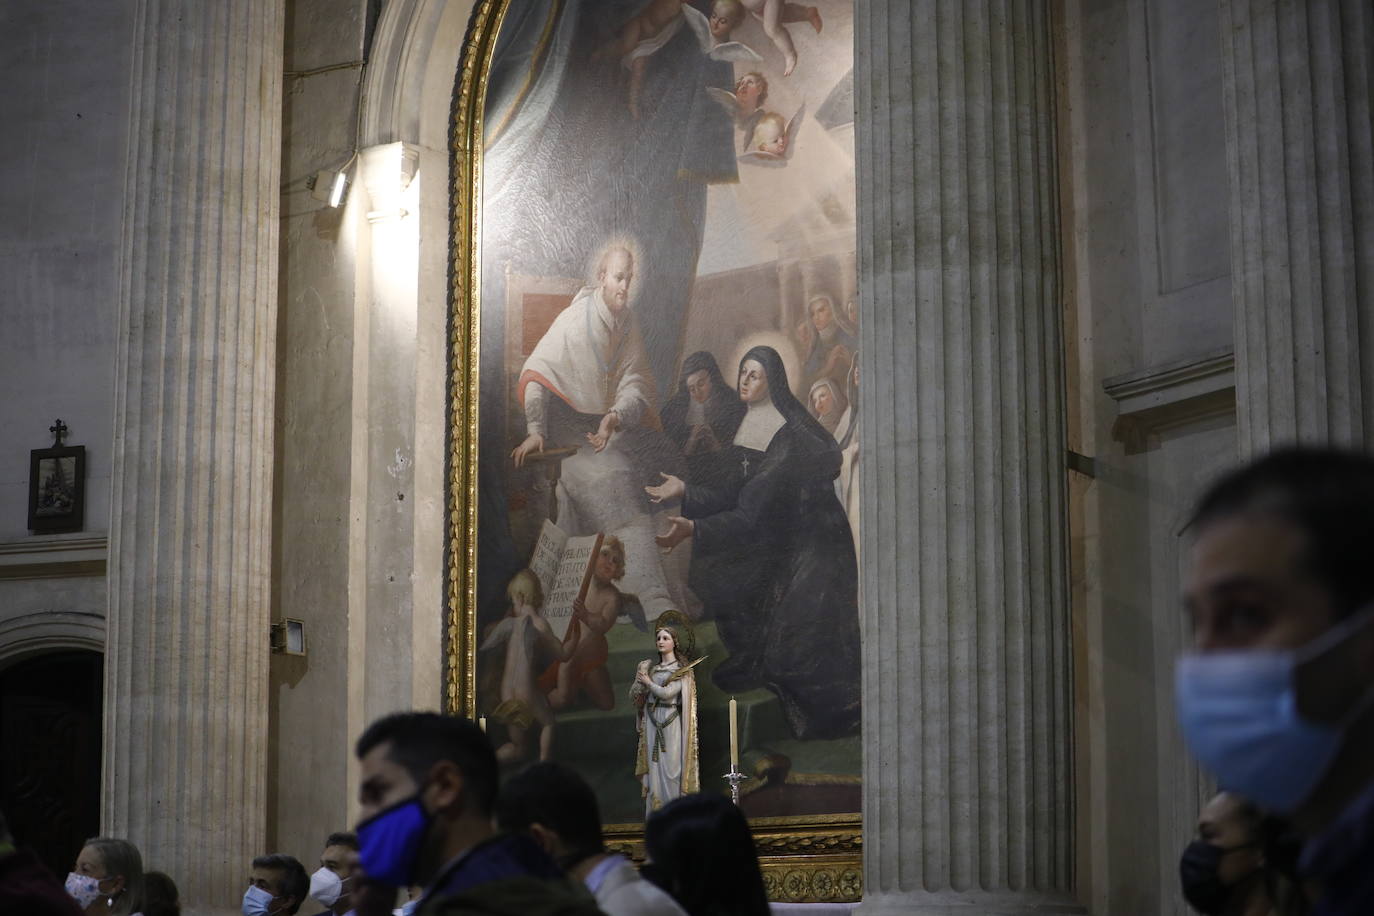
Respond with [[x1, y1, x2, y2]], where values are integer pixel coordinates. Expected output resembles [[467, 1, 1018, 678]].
[[351, 711, 603, 916], [1178, 449, 1374, 916]]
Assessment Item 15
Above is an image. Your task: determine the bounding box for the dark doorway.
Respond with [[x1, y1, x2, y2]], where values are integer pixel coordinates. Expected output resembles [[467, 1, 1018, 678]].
[[0, 650, 103, 880]]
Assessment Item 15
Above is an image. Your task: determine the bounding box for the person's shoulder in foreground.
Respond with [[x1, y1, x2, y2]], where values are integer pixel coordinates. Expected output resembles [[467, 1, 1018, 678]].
[[1178, 448, 1374, 915]]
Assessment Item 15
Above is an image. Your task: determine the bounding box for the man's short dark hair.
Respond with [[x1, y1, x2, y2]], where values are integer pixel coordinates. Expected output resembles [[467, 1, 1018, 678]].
[[355, 712, 498, 817], [495, 762, 604, 864], [251, 854, 309, 914], [1192, 447, 1374, 619], [323, 831, 358, 851]]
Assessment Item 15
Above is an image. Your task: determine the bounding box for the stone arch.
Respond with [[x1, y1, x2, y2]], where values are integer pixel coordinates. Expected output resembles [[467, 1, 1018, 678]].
[[0, 610, 105, 672], [360, 0, 475, 150]]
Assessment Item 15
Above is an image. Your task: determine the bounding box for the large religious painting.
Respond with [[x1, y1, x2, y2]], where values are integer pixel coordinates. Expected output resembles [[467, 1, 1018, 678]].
[[447, 0, 860, 901]]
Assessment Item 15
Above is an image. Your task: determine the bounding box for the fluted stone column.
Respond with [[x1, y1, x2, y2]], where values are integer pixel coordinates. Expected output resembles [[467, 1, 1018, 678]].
[[104, 3, 283, 913], [1220, 0, 1374, 453], [856, 3, 1075, 913]]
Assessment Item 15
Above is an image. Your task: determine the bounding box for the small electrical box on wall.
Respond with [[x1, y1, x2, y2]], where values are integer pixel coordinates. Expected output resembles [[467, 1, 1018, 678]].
[[270, 618, 307, 656]]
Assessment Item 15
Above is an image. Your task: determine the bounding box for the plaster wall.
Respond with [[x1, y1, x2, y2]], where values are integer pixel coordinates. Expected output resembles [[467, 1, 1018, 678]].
[[270, 0, 368, 856], [0, 2, 134, 649], [1062, 0, 1237, 912], [271, 0, 473, 860]]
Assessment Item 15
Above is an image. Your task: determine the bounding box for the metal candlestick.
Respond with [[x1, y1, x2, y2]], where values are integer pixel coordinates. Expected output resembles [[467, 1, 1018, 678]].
[[723, 764, 744, 805]]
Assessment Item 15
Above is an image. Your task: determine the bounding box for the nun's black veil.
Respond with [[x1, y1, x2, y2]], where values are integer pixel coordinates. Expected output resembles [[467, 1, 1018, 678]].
[[738, 346, 842, 462], [675, 350, 730, 397]]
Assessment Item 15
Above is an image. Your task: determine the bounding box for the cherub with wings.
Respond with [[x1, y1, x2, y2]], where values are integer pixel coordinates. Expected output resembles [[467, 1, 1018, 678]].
[[682, 0, 763, 63], [739, 101, 805, 166], [707, 70, 769, 148], [592, 0, 769, 118], [591, 0, 688, 119]]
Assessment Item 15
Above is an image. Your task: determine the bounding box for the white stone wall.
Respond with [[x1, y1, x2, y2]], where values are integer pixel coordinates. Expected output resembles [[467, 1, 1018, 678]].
[[271, 0, 474, 862], [1061, 1, 1238, 913], [0, 1, 135, 637], [271, 0, 372, 861]]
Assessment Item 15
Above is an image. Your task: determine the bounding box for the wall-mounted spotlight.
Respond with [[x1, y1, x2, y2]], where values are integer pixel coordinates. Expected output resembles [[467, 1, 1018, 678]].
[[328, 169, 349, 208], [310, 152, 357, 209], [270, 618, 307, 656]]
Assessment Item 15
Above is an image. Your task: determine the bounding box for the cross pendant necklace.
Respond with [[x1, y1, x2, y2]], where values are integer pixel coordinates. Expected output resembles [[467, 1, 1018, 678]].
[[741, 455, 751, 474]]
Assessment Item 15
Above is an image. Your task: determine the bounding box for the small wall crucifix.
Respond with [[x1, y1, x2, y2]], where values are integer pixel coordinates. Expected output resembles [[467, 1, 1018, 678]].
[[28, 419, 85, 533]]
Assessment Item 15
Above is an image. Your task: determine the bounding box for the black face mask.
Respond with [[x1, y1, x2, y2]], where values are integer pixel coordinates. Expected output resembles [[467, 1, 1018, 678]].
[[1179, 840, 1256, 915]]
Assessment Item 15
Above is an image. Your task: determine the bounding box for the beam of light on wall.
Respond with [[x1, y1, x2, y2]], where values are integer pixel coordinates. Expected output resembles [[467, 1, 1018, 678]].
[[359, 142, 422, 324]]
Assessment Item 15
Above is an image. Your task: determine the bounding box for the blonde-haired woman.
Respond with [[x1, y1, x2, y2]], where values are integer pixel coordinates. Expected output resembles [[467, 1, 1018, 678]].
[[66, 837, 145, 916]]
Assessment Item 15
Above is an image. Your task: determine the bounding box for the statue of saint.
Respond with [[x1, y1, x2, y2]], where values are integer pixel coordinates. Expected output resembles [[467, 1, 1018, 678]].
[[631, 612, 701, 817]]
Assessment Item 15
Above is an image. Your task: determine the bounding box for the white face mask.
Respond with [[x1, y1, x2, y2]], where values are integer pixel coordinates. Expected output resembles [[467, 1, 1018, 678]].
[[66, 872, 104, 909], [309, 866, 344, 907], [242, 884, 279, 916]]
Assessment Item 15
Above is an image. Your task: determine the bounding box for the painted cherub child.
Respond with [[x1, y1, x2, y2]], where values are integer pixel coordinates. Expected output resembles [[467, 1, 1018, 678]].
[[739, 102, 805, 165], [708, 70, 770, 149], [592, 0, 687, 120], [751, 111, 788, 155], [683, 0, 760, 62], [544, 536, 646, 712], [480, 568, 568, 763], [739, 0, 823, 76]]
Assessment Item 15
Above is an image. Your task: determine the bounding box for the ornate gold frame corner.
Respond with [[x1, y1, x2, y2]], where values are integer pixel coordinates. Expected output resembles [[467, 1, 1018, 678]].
[[444, 0, 862, 902], [753, 814, 863, 904], [445, 0, 508, 721], [598, 812, 862, 903]]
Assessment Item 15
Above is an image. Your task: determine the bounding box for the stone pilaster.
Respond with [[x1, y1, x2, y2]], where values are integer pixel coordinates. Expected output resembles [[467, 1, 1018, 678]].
[[1220, 0, 1374, 452], [104, 2, 284, 912], [855, 2, 1075, 912]]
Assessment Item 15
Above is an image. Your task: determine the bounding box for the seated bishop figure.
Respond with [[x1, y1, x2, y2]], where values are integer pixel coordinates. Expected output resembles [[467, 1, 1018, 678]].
[[512, 244, 689, 622]]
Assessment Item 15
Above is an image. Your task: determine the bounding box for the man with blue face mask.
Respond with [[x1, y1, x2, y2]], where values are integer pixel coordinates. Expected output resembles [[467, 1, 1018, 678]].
[[351, 711, 603, 916], [244, 854, 308, 916], [1178, 448, 1374, 916]]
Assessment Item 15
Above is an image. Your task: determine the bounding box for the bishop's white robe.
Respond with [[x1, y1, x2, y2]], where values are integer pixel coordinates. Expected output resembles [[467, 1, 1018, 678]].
[[518, 286, 691, 618]]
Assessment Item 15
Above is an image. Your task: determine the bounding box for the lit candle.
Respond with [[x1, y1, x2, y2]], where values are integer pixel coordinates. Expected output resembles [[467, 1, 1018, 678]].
[[729, 697, 739, 770], [479, 716, 487, 734]]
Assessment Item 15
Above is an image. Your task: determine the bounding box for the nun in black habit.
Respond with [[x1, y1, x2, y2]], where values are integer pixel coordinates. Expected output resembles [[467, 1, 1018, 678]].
[[647, 345, 861, 740], [660, 351, 748, 489]]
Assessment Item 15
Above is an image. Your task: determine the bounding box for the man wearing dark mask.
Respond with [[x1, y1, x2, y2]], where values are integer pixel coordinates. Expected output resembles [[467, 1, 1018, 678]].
[[351, 711, 603, 916], [1179, 792, 1307, 915], [1177, 449, 1374, 916]]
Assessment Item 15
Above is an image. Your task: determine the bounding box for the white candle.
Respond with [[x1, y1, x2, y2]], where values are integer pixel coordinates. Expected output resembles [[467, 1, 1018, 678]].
[[479, 716, 487, 734], [729, 697, 739, 769]]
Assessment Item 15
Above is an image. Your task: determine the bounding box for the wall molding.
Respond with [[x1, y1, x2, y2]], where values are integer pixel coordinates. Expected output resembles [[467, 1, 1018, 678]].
[[0, 533, 108, 580], [0, 610, 105, 669], [1103, 348, 1236, 453]]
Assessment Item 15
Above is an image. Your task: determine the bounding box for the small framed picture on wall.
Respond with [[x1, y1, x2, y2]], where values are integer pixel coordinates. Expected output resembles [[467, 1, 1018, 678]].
[[28, 419, 85, 534]]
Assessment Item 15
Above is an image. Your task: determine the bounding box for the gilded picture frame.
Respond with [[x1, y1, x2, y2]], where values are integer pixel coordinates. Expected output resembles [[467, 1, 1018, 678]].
[[445, 0, 862, 902]]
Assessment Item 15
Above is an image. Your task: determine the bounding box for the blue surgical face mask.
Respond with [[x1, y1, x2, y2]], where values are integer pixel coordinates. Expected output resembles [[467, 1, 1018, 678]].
[[1176, 610, 1374, 813], [242, 884, 278, 916], [357, 793, 432, 888]]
